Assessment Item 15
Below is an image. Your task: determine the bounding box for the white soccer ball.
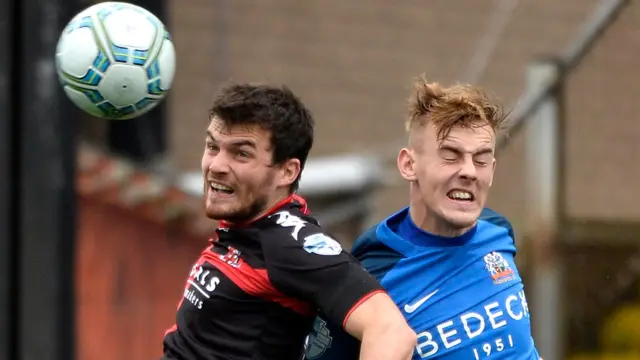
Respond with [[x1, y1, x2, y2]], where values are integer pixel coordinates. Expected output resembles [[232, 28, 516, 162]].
[[55, 1, 176, 120]]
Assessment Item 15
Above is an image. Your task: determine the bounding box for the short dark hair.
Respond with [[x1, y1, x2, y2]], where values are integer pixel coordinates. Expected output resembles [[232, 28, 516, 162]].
[[209, 82, 315, 192]]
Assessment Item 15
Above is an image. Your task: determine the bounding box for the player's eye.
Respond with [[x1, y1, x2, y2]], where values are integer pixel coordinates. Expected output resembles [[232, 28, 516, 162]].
[[441, 150, 458, 162], [237, 150, 250, 158], [474, 154, 492, 166]]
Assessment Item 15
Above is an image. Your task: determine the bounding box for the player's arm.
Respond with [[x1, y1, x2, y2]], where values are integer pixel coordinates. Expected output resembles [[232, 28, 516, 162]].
[[265, 227, 416, 360], [307, 227, 410, 360], [343, 291, 415, 360]]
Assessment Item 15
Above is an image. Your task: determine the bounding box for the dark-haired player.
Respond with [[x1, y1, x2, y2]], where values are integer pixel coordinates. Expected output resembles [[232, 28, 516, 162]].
[[306, 77, 541, 360], [161, 83, 416, 360]]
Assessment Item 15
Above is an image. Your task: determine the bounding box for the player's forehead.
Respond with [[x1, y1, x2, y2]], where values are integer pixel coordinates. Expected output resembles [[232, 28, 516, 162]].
[[207, 117, 271, 147], [434, 124, 496, 152]]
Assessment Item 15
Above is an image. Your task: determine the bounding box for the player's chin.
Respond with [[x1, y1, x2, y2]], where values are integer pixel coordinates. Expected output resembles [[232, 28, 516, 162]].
[[442, 208, 482, 229], [205, 203, 242, 221]]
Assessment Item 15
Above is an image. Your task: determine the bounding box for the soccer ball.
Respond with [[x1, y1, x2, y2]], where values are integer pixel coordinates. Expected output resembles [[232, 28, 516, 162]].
[[55, 2, 176, 120]]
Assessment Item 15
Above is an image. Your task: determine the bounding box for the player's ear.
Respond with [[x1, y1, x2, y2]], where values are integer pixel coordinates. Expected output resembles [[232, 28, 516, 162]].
[[278, 158, 301, 188], [397, 148, 417, 182], [489, 157, 496, 187]]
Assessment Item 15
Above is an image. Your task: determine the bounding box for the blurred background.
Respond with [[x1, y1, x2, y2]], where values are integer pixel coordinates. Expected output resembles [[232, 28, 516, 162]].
[[1, 0, 639, 359]]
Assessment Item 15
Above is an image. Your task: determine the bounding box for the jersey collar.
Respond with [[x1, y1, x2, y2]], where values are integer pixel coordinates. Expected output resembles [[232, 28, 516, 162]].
[[217, 194, 309, 229], [376, 207, 477, 256]]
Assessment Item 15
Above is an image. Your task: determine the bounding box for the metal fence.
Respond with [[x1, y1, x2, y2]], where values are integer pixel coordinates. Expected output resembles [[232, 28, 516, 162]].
[[507, 1, 632, 359]]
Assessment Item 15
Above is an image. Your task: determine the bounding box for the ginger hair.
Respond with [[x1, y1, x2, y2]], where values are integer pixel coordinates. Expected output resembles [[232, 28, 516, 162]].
[[406, 75, 508, 141]]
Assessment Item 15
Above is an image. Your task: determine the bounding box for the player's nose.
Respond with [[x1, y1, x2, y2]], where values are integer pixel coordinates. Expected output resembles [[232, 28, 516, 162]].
[[208, 152, 231, 174], [458, 156, 477, 180]]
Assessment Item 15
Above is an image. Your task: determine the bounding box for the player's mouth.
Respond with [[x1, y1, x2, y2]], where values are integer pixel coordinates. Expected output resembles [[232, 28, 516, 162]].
[[209, 181, 235, 196], [446, 189, 475, 202]]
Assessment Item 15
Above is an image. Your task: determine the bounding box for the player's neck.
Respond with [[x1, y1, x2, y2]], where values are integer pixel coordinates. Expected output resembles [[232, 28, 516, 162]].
[[247, 191, 294, 224], [219, 190, 294, 227], [408, 202, 474, 238]]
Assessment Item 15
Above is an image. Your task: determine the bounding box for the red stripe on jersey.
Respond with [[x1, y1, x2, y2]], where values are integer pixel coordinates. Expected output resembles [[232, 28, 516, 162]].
[[164, 324, 177, 337], [163, 256, 211, 338], [202, 249, 314, 316], [341, 289, 386, 328]]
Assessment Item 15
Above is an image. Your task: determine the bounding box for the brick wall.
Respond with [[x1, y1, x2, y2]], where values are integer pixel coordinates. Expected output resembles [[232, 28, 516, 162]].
[[167, 0, 639, 238]]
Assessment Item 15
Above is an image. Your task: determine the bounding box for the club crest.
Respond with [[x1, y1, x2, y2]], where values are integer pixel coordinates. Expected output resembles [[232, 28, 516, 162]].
[[483, 251, 515, 284]]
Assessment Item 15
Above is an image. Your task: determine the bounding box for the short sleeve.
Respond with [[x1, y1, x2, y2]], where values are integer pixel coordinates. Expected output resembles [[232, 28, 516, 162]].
[[305, 314, 359, 360], [263, 214, 383, 328]]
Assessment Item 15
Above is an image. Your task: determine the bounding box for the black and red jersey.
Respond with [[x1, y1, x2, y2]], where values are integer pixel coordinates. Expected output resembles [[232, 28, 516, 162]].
[[162, 195, 384, 360]]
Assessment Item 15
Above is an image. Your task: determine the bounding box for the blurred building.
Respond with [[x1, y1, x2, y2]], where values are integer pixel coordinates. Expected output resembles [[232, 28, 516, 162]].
[[166, 0, 640, 231], [76, 0, 640, 359]]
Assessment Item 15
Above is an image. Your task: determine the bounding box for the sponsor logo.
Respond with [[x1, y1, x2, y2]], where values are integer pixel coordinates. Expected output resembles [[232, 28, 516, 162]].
[[303, 233, 342, 256]]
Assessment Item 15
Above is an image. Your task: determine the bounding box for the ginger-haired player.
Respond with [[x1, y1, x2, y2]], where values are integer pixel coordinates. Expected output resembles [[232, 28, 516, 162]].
[[306, 76, 541, 360]]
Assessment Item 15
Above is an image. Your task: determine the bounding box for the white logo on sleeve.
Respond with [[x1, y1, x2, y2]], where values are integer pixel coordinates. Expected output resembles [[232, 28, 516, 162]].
[[404, 289, 439, 314], [271, 211, 307, 240], [302, 234, 342, 256]]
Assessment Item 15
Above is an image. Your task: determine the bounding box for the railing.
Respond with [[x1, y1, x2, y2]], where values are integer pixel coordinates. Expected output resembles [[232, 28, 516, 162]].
[[517, 1, 631, 359], [497, 0, 631, 150]]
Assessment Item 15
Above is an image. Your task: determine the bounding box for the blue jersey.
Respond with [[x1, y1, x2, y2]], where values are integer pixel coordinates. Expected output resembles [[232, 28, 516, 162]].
[[305, 207, 539, 360]]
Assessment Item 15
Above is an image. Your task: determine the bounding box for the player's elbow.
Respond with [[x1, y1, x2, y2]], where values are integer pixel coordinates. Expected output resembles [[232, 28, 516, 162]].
[[361, 319, 416, 359], [344, 292, 416, 359], [370, 319, 416, 347], [394, 323, 417, 348]]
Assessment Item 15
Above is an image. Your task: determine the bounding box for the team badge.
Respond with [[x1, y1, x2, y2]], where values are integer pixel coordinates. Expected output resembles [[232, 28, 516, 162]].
[[483, 251, 515, 284], [220, 246, 242, 268]]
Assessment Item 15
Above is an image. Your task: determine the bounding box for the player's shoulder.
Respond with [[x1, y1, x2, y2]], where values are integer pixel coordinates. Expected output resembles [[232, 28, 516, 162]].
[[478, 207, 516, 243], [261, 207, 344, 256], [350, 224, 404, 281], [351, 225, 397, 258], [263, 206, 321, 236]]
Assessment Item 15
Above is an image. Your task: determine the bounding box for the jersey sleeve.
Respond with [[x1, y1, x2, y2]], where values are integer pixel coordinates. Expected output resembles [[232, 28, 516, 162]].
[[305, 313, 359, 360], [305, 227, 405, 360], [263, 216, 384, 328]]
